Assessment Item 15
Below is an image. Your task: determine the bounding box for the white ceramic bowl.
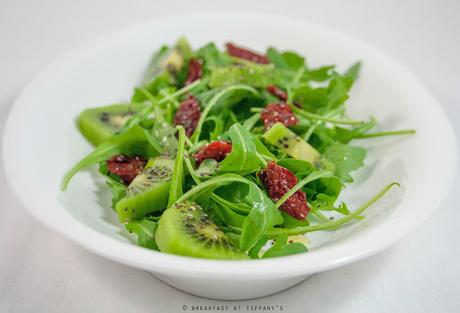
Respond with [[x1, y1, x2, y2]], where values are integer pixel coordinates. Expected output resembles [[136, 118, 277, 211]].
[[3, 13, 457, 300]]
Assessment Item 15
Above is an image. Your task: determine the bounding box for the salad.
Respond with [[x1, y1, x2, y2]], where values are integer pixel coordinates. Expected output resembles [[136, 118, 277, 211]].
[[62, 38, 415, 259]]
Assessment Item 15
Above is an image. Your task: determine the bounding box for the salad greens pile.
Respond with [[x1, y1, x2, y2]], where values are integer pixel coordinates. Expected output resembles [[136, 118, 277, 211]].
[[62, 38, 414, 260]]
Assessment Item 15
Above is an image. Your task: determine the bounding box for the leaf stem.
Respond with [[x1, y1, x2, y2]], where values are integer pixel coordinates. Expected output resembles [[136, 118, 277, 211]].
[[311, 210, 330, 223], [267, 182, 399, 236], [354, 129, 416, 139], [293, 107, 364, 125]]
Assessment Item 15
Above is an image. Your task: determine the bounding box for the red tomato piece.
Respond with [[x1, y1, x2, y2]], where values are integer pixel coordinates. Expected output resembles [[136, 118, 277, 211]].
[[193, 141, 232, 166], [260, 103, 298, 130], [185, 58, 203, 85], [259, 161, 310, 220], [174, 95, 201, 137], [226, 43, 270, 64], [107, 155, 147, 185]]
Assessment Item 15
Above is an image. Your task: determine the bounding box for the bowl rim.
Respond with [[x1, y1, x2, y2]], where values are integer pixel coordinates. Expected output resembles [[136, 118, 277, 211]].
[[2, 11, 458, 279]]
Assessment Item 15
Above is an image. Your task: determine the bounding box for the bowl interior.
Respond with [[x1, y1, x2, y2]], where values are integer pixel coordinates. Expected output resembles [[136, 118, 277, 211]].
[[3, 13, 456, 278]]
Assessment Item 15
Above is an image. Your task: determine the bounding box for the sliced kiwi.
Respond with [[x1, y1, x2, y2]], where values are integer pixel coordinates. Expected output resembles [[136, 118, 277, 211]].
[[116, 155, 174, 223], [155, 202, 249, 259], [143, 37, 193, 83], [263, 122, 322, 167], [77, 103, 144, 146]]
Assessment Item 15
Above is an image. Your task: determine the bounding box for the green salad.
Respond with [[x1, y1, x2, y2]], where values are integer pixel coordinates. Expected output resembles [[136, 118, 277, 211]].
[[62, 38, 414, 259]]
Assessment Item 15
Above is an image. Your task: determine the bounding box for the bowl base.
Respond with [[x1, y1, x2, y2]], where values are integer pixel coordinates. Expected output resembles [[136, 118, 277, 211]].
[[152, 273, 311, 300]]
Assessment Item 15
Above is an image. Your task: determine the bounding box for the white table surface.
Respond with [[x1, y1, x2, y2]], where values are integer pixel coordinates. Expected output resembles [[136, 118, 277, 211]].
[[1, 0, 459, 312]]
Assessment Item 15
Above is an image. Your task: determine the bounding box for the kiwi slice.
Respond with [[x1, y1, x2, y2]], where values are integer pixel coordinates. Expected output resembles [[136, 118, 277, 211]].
[[155, 202, 249, 259], [263, 122, 322, 166], [77, 103, 144, 146], [116, 155, 174, 223]]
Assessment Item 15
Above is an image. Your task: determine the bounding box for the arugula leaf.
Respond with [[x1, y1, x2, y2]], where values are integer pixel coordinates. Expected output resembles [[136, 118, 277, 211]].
[[248, 235, 269, 259], [281, 211, 310, 228], [202, 116, 224, 141], [292, 85, 329, 113], [210, 197, 246, 228], [219, 123, 262, 174], [61, 125, 159, 190], [292, 62, 361, 114], [302, 65, 335, 81], [324, 143, 366, 183], [262, 235, 307, 258], [125, 219, 159, 250], [240, 202, 268, 253], [344, 61, 362, 80], [195, 42, 227, 71], [266, 48, 305, 71], [132, 72, 174, 103], [325, 73, 354, 111], [167, 126, 186, 207]]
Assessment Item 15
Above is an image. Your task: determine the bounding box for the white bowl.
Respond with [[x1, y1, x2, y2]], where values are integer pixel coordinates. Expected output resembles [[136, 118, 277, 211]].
[[2, 12, 457, 300]]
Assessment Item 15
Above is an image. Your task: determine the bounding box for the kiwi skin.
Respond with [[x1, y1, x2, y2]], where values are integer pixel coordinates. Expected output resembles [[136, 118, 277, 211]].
[[116, 156, 174, 223], [155, 202, 249, 260], [77, 103, 144, 146]]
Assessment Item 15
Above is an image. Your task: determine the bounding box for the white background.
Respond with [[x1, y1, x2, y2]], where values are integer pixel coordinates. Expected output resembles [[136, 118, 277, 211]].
[[1, 0, 459, 312]]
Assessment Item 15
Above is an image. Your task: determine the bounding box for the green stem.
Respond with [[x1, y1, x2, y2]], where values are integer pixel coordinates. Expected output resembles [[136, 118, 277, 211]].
[[255, 152, 268, 167], [293, 107, 364, 125], [184, 154, 201, 185], [354, 129, 416, 139], [303, 107, 345, 142], [184, 135, 193, 149], [159, 79, 202, 105], [267, 182, 399, 236], [311, 210, 330, 223], [274, 171, 333, 211]]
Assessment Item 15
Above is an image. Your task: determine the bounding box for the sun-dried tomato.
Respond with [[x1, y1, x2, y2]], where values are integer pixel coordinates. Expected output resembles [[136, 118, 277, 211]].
[[260, 103, 298, 130], [174, 95, 201, 137], [185, 58, 203, 85], [226, 43, 270, 64], [266, 85, 288, 101], [193, 141, 232, 166], [107, 155, 147, 185], [259, 162, 310, 220]]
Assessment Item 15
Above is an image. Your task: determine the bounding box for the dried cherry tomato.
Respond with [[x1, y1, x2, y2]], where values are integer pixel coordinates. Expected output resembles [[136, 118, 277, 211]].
[[259, 162, 310, 220], [174, 95, 201, 137], [226, 43, 270, 64], [107, 155, 147, 185], [185, 58, 203, 85], [266, 85, 288, 101], [193, 141, 232, 166], [260, 103, 298, 130]]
